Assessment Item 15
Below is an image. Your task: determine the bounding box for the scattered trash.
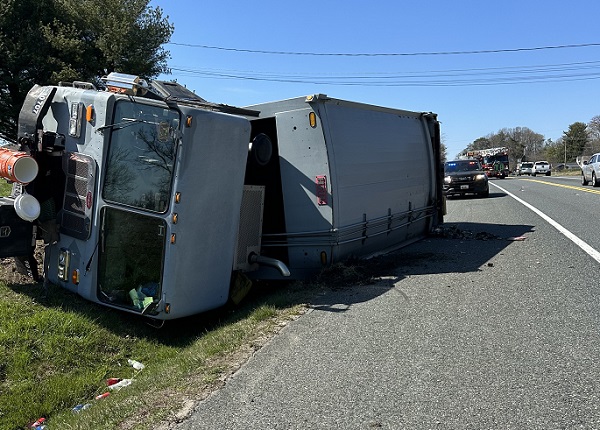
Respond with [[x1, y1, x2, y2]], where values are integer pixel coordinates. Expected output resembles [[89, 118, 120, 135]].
[[72, 403, 92, 413], [128, 359, 145, 370], [95, 392, 110, 400], [108, 378, 133, 391], [507, 236, 527, 241], [129, 287, 154, 310], [30, 418, 46, 429], [106, 377, 122, 386], [487, 262, 494, 267]]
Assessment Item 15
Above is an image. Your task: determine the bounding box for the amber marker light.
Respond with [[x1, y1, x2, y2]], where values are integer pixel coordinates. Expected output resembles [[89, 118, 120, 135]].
[[86, 105, 94, 122], [175, 192, 181, 203], [171, 233, 176, 244], [309, 112, 317, 128], [172, 213, 178, 224], [72, 269, 80, 285], [186, 116, 193, 127], [320, 251, 328, 266]]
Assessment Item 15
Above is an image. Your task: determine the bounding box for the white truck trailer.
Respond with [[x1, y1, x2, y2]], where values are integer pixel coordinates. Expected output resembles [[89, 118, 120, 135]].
[[1, 73, 443, 320]]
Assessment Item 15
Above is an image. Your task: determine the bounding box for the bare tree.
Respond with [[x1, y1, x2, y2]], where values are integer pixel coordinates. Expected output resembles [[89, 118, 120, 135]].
[[588, 115, 600, 154]]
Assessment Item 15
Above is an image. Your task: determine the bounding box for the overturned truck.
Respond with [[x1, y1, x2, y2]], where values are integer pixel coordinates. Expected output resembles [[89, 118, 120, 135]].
[[1, 73, 443, 319]]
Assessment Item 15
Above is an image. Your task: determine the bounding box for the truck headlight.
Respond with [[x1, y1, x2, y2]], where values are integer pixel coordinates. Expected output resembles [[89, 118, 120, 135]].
[[444, 176, 452, 184], [58, 248, 70, 281], [474, 174, 487, 181]]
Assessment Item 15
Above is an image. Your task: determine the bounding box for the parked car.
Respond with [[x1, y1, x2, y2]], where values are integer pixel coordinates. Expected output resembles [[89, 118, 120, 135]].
[[581, 153, 600, 186], [517, 162, 534, 176], [443, 159, 489, 198], [532, 161, 551, 176]]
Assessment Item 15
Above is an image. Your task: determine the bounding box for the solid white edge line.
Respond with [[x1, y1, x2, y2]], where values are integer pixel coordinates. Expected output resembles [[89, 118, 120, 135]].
[[490, 182, 600, 264]]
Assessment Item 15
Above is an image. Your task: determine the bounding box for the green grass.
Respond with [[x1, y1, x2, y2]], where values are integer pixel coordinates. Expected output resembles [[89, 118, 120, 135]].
[[0, 180, 10, 196], [0, 277, 315, 429]]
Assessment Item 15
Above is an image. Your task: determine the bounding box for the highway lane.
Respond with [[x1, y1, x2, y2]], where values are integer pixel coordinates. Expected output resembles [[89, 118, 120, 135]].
[[489, 175, 600, 259], [172, 178, 600, 430]]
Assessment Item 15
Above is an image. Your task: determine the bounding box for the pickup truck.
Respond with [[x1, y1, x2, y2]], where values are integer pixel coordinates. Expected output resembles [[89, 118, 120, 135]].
[[532, 161, 551, 176], [517, 162, 534, 176]]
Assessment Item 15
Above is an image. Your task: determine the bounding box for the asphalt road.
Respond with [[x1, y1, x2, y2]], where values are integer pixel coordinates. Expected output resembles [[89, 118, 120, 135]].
[[173, 176, 600, 429]]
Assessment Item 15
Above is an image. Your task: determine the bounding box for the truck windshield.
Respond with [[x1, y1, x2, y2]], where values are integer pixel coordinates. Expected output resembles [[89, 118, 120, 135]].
[[103, 101, 180, 213], [97, 207, 165, 312]]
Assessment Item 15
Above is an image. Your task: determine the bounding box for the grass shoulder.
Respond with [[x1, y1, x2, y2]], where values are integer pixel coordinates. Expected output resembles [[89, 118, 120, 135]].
[[0, 243, 391, 429], [0, 274, 316, 429]]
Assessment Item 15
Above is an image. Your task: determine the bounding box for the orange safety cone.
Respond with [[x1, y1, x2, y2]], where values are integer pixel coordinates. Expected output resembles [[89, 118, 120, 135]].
[[0, 148, 38, 184]]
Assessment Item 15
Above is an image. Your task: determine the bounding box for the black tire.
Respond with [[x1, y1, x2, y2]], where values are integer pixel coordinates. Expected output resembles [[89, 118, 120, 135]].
[[582, 173, 589, 186], [546, 171, 551, 176], [479, 189, 490, 198]]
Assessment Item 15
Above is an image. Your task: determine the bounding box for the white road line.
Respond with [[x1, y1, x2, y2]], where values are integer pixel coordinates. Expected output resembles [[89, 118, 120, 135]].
[[490, 182, 600, 264]]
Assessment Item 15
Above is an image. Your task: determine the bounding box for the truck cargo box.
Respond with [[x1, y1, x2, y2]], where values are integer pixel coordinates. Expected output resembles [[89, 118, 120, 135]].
[[244, 94, 443, 279]]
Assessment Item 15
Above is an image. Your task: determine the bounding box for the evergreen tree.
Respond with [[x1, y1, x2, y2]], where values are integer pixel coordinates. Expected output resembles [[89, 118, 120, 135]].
[[562, 122, 588, 162], [0, 0, 173, 141]]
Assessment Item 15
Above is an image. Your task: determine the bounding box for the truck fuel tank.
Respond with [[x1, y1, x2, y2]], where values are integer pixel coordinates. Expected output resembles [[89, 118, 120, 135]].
[[0, 197, 35, 259]]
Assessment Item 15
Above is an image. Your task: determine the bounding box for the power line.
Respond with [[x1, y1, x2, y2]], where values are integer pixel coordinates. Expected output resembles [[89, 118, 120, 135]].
[[172, 60, 600, 79], [167, 42, 600, 57], [169, 59, 600, 87]]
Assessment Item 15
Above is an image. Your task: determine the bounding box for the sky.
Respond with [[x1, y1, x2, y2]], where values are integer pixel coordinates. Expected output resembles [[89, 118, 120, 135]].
[[149, 0, 600, 159]]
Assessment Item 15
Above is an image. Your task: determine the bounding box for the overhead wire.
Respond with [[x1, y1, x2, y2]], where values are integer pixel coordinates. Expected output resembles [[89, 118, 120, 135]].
[[165, 42, 600, 87], [169, 60, 600, 87], [167, 42, 600, 57]]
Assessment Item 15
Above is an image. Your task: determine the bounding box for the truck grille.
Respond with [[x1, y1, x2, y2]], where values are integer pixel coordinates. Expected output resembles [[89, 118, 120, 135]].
[[60, 153, 96, 240]]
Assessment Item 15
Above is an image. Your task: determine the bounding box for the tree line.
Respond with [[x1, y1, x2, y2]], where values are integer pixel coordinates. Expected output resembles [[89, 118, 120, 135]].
[[0, 0, 173, 142], [460, 117, 600, 169]]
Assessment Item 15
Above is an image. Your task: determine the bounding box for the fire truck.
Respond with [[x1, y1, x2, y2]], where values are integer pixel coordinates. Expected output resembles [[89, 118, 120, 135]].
[[465, 147, 509, 178], [0, 73, 443, 320]]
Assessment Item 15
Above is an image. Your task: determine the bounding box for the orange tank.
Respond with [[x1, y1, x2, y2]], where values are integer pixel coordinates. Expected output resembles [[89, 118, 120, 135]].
[[0, 147, 39, 184]]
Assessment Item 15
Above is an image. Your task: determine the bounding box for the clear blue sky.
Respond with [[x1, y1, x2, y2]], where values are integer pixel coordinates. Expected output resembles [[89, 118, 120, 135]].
[[149, 0, 600, 159]]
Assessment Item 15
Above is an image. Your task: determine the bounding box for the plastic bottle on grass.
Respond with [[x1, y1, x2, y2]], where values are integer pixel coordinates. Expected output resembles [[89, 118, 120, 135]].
[[95, 392, 110, 400], [128, 359, 145, 370], [106, 377, 122, 386], [30, 417, 45, 428], [72, 403, 92, 413], [108, 378, 133, 391]]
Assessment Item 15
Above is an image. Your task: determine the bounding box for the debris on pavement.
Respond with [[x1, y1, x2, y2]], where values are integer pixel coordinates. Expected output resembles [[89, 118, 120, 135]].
[[431, 226, 502, 240]]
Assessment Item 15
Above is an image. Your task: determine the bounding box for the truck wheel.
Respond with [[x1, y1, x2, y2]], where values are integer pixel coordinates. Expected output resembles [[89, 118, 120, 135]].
[[593, 172, 599, 187], [546, 171, 551, 176], [582, 174, 589, 186]]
